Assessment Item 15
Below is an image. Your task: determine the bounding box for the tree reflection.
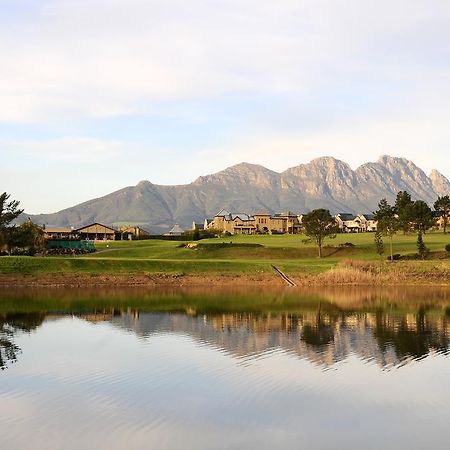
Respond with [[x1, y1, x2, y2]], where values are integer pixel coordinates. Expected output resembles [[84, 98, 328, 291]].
[[373, 308, 449, 361], [0, 313, 45, 370], [300, 306, 335, 348]]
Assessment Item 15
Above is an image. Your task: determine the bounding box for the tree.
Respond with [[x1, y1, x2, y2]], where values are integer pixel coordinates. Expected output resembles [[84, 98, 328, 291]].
[[0, 193, 24, 254], [395, 191, 414, 234], [374, 198, 399, 261], [302, 209, 338, 258], [409, 200, 435, 233], [417, 230, 428, 260], [434, 195, 450, 234], [11, 220, 46, 255], [374, 231, 384, 259], [0, 193, 23, 229]]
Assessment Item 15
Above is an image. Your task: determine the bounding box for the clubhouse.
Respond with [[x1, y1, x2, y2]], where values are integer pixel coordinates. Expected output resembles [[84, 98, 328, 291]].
[[43, 223, 151, 241]]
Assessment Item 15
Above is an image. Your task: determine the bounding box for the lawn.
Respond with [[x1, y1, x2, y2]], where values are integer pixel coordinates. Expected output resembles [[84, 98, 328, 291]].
[[0, 231, 449, 277]]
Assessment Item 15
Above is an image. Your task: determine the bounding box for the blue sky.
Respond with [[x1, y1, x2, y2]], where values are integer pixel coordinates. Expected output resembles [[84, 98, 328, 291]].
[[2, 0, 450, 213]]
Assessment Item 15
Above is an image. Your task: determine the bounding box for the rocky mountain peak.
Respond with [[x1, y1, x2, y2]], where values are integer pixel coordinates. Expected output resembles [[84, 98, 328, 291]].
[[24, 155, 450, 233], [429, 169, 450, 196], [194, 162, 279, 187]]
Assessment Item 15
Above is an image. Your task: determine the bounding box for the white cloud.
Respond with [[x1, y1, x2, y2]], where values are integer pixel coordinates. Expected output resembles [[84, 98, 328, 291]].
[[2, 137, 124, 162], [199, 109, 450, 178], [2, 0, 450, 121]]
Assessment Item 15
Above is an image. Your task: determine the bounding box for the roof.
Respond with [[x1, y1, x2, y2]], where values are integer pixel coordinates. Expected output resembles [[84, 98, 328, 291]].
[[360, 213, 375, 220], [44, 227, 73, 233], [273, 211, 300, 218], [215, 209, 231, 217], [75, 223, 117, 233], [231, 213, 253, 221], [121, 226, 151, 234], [336, 213, 356, 221], [168, 224, 185, 234]]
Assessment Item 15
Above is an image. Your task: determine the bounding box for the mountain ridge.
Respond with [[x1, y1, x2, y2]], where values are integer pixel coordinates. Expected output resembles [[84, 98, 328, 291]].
[[23, 155, 450, 233]]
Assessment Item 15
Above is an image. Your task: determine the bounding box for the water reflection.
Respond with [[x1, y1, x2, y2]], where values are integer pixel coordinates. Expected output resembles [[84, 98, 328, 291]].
[[2, 286, 450, 450], [0, 313, 45, 369], [1, 285, 450, 369]]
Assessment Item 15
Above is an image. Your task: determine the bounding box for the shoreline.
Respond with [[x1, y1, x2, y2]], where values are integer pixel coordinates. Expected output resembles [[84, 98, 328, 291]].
[[1, 268, 450, 288]]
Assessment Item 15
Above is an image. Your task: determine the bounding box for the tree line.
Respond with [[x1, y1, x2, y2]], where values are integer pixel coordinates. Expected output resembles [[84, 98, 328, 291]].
[[301, 191, 449, 258], [374, 191, 449, 260]]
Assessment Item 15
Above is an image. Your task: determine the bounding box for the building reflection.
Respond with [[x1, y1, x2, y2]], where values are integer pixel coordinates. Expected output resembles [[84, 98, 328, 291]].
[[1, 305, 450, 370], [110, 307, 450, 368]]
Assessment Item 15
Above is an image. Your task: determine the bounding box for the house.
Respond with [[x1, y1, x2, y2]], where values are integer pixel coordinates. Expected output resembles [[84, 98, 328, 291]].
[[270, 212, 303, 234], [207, 209, 303, 235], [209, 210, 256, 235], [335, 214, 362, 233], [119, 226, 151, 240], [434, 211, 450, 230], [191, 221, 205, 231], [75, 223, 117, 240], [165, 224, 185, 236], [357, 214, 378, 232]]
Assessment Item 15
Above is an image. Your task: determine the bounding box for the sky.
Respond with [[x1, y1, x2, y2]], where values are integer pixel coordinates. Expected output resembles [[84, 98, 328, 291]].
[[1, 0, 450, 214]]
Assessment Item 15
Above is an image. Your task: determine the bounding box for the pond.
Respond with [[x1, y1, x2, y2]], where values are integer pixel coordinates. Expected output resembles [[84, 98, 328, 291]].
[[1, 285, 450, 450]]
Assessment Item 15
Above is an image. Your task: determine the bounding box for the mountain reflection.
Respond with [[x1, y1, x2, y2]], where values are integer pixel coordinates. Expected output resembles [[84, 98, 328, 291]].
[[1, 285, 450, 370]]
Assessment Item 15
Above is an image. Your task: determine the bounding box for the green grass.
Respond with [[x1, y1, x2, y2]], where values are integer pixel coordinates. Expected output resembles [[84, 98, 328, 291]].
[[1, 231, 449, 277]]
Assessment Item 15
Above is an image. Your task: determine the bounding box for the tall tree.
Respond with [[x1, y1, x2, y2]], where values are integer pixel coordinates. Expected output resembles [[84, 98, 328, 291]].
[[374, 198, 399, 261], [409, 200, 435, 233], [434, 195, 450, 234], [395, 191, 414, 234], [416, 230, 428, 260], [302, 209, 338, 258], [374, 231, 384, 259], [0, 193, 24, 254], [0, 193, 23, 229]]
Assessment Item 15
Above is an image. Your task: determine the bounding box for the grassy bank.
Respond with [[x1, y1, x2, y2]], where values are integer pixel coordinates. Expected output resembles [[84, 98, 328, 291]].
[[1, 232, 449, 286]]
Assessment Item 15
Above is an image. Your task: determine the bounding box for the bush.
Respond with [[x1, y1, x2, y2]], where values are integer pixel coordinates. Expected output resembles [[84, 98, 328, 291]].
[[387, 253, 401, 261], [446, 244, 450, 252]]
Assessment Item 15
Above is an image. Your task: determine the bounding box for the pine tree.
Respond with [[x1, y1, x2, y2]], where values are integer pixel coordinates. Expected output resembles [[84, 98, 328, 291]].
[[374, 231, 384, 259], [417, 230, 428, 260], [434, 195, 450, 234], [374, 198, 399, 261]]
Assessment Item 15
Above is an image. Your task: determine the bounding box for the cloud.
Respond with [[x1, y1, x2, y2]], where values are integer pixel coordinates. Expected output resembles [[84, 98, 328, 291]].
[[2, 137, 125, 162], [1, 0, 450, 121], [198, 108, 450, 178]]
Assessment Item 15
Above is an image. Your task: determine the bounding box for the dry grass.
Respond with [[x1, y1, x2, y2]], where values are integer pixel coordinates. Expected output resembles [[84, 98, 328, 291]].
[[293, 259, 450, 286], [315, 266, 379, 285]]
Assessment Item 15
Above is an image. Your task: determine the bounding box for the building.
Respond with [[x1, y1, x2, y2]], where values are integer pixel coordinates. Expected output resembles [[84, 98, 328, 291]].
[[191, 222, 205, 231], [119, 226, 151, 240], [165, 224, 185, 236], [335, 213, 378, 233], [75, 223, 117, 240], [357, 214, 378, 232], [207, 209, 303, 235], [435, 211, 450, 230], [42, 227, 74, 240]]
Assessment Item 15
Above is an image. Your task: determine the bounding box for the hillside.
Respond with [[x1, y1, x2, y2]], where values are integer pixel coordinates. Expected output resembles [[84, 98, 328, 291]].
[[25, 155, 450, 233]]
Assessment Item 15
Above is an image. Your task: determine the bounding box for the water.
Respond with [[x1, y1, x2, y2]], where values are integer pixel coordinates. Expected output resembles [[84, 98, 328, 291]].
[[1, 285, 450, 450]]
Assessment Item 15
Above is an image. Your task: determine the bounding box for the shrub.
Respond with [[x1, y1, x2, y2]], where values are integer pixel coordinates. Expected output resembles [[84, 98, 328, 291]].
[[387, 253, 401, 261], [446, 244, 450, 252]]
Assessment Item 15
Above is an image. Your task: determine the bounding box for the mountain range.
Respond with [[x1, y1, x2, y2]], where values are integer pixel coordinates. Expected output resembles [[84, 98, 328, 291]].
[[25, 155, 450, 233]]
